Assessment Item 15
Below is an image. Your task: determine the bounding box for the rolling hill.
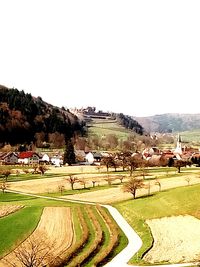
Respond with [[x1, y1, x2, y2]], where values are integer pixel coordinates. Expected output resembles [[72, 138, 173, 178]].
[[134, 113, 200, 133]]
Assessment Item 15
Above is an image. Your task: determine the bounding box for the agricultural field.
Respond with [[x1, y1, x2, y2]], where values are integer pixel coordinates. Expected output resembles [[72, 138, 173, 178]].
[[115, 183, 200, 265], [1, 164, 200, 266], [179, 129, 200, 146], [0, 191, 127, 266]]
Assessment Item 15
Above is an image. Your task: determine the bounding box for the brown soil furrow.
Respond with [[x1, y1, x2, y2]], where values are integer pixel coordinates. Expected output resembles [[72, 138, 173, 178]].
[[0, 205, 23, 218], [0, 207, 73, 267]]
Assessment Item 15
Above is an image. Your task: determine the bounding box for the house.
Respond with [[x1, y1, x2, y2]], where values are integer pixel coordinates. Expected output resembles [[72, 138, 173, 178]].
[[93, 152, 102, 162], [0, 152, 18, 165], [40, 154, 50, 164], [18, 151, 40, 165], [50, 155, 63, 167], [85, 152, 94, 165]]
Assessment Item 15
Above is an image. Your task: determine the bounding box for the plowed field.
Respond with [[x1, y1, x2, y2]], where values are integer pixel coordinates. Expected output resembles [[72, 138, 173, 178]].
[[0, 205, 23, 218], [1, 207, 73, 266], [144, 215, 200, 263]]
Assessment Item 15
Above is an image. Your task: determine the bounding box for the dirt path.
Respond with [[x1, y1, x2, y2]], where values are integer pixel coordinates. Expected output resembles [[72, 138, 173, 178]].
[[0, 207, 73, 267], [0, 205, 23, 218]]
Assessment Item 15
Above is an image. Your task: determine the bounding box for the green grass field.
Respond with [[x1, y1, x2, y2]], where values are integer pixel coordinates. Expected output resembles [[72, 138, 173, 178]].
[[179, 129, 200, 144], [0, 206, 43, 257], [115, 183, 200, 264], [88, 119, 133, 140]]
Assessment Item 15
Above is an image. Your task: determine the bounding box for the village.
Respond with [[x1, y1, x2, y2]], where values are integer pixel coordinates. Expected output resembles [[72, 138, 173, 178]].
[[0, 134, 200, 169]]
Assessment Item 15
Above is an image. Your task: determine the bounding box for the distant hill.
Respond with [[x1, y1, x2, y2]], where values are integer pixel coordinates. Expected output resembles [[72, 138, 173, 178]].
[[0, 85, 84, 146], [134, 113, 200, 133]]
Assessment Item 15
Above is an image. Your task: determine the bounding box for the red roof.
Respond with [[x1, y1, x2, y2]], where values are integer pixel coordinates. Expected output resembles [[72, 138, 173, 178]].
[[18, 151, 39, 159]]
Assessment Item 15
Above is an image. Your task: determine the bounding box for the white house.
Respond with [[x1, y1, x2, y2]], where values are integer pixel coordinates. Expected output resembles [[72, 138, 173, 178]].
[[51, 155, 63, 167], [85, 152, 94, 165], [41, 154, 50, 163]]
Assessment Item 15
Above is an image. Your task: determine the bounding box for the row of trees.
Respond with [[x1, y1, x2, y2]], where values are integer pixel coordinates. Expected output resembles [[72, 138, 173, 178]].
[[100, 152, 192, 175], [74, 132, 171, 152]]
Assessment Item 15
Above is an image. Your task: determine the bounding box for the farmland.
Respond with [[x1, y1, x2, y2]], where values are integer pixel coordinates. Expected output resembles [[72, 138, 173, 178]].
[[115, 183, 200, 264], [88, 118, 133, 140], [0, 191, 127, 266], [1, 164, 200, 265]]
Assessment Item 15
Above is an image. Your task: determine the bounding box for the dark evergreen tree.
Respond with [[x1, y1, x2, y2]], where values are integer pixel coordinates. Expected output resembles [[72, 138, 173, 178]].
[[64, 139, 76, 165], [168, 157, 174, 167]]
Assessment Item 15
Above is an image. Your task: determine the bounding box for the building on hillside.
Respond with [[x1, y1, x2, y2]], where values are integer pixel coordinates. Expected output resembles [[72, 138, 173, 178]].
[[0, 152, 18, 165], [18, 151, 40, 165]]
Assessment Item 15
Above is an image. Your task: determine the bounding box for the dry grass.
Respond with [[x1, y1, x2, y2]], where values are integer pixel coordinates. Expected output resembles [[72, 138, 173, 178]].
[[144, 215, 200, 263]]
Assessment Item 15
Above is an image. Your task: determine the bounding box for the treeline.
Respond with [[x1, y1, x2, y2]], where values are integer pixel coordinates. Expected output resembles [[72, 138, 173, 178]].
[[0, 85, 85, 147], [116, 113, 144, 135]]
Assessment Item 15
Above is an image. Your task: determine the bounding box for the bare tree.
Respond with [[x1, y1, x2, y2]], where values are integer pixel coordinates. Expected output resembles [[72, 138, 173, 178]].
[[58, 185, 65, 195], [173, 160, 188, 173], [126, 154, 144, 176], [91, 180, 97, 187], [66, 175, 79, 190], [118, 175, 125, 184], [155, 179, 161, 192], [23, 169, 29, 174], [96, 166, 101, 173], [185, 177, 191, 186], [79, 178, 87, 189], [0, 170, 11, 182], [104, 176, 115, 186], [32, 164, 39, 174], [38, 165, 49, 175], [0, 181, 7, 193], [2, 233, 54, 267], [123, 177, 145, 199], [101, 156, 116, 172]]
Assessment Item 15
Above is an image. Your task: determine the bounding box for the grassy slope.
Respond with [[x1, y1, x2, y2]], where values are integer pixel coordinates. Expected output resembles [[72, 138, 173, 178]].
[[179, 129, 200, 144], [88, 119, 133, 140], [115, 183, 200, 264]]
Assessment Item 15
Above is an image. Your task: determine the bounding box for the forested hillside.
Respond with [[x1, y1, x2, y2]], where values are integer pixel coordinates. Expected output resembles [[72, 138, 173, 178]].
[[0, 85, 85, 147], [135, 113, 200, 133], [116, 113, 143, 135]]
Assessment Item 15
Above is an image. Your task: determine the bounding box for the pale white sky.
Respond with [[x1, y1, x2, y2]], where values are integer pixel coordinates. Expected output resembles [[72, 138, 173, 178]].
[[0, 0, 200, 117]]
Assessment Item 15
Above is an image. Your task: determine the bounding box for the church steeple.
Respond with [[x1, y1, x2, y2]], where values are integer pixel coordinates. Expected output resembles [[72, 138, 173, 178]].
[[175, 133, 182, 154]]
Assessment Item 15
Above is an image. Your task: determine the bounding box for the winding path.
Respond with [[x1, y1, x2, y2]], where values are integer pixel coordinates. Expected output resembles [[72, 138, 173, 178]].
[[4, 189, 198, 267]]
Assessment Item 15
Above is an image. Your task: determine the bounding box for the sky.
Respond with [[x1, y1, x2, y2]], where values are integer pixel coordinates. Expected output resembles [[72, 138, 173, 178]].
[[0, 0, 200, 117]]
